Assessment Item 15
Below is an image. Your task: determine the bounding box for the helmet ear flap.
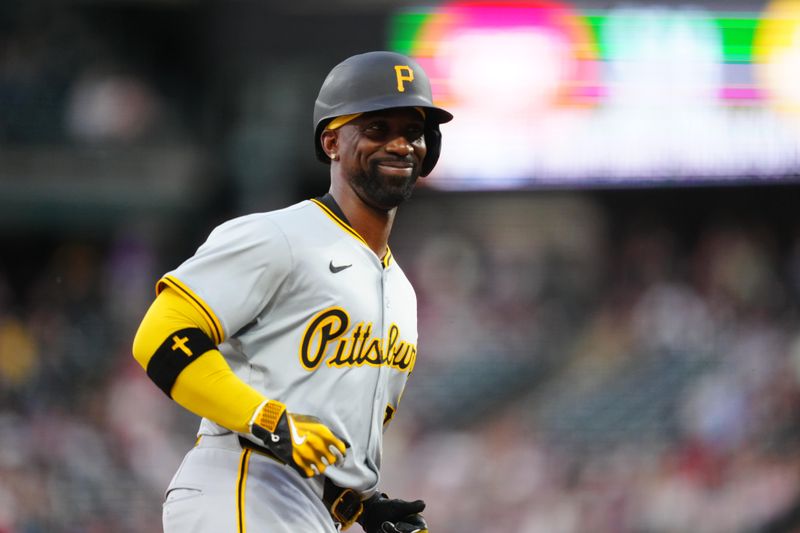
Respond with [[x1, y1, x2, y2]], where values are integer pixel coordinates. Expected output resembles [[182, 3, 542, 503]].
[[420, 125, 442, 177]]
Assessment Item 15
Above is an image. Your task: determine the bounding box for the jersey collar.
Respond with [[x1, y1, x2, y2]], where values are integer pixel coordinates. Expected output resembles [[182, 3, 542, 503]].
[[311, 193, 393, 268]]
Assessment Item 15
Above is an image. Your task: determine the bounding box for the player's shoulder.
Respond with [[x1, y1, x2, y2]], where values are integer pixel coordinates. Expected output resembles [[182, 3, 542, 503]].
[[210, 200, 315, 237]]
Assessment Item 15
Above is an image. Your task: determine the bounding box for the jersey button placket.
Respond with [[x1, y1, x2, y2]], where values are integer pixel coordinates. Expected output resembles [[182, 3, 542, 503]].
[[380, 268, 391, 397], [365, 262, 388, 465], [381, 268, 390, 336]]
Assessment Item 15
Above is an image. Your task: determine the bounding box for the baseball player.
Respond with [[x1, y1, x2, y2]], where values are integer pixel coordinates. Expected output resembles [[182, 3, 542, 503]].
[[131, 50, 452, 533]]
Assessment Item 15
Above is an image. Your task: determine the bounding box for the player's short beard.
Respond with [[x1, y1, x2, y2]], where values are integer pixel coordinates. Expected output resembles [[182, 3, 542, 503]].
[[353, 160, 419, 210]]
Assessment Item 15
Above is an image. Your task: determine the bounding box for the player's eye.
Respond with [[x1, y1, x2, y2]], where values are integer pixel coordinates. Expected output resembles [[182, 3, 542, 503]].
[[406, 126, 424, 142], [362, 121, 388, 136]]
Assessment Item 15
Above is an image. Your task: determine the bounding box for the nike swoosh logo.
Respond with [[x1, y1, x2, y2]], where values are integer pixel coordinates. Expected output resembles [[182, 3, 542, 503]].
[[288, 416, 307, 446], [329, 261, 352, 273]]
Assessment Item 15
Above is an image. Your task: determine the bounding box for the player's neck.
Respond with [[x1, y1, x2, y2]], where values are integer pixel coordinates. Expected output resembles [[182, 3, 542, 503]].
[[328, 187, 395, 260]]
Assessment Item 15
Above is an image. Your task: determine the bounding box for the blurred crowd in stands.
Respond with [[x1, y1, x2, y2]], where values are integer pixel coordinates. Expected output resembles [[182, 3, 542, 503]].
[[383, 194, 800, 533], [2, 192, 800, 533], [0, 4, 180, 147]]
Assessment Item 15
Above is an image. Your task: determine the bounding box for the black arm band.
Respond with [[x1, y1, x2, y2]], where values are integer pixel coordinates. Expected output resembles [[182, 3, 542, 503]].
[[146, 327, 216, 397]]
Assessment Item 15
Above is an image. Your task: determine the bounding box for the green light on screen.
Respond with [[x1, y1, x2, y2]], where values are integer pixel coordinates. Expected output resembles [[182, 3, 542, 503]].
[[388, 11, 431, 55], [714, 15, 759, 63]]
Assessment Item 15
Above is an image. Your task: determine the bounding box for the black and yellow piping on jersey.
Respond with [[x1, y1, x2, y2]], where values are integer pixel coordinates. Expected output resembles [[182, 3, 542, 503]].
[[310, 197, 393, 268], [237, 448, 251, 533], [157, 275, 225, 344]]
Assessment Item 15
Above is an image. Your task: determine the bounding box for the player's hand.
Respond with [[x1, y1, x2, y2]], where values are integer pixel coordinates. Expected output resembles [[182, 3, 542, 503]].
[[250, 400, 348, 478], [380, 514, 428, 533], [357, 493, 426, 533]]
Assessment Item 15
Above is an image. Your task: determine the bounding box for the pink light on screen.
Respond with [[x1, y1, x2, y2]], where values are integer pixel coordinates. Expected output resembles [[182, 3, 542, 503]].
[[719, 87, 766, 100], [409, 0, 600, 113]]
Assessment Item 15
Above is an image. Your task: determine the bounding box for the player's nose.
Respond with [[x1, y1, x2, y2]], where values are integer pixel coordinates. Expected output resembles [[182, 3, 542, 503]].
[[384, 135, 415, 157]]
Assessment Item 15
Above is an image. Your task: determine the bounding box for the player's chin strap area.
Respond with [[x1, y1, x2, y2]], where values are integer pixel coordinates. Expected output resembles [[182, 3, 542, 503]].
[[237, 436, 364, 529]]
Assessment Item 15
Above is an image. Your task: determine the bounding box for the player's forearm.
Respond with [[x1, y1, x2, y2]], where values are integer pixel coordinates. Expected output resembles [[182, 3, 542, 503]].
[[170, 351, 266, 433], [132, 287, 266, 433]]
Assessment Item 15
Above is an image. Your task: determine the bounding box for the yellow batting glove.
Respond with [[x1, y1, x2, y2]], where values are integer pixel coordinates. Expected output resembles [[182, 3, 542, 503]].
[[251, 400, 348, 477]]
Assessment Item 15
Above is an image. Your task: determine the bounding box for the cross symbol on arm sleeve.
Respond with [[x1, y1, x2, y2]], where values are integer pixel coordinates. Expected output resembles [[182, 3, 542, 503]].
[[171, 335, 193, 356]]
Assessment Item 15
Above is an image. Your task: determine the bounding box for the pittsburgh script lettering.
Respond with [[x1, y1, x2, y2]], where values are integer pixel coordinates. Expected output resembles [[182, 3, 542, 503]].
[[299, 307, 416, 372]]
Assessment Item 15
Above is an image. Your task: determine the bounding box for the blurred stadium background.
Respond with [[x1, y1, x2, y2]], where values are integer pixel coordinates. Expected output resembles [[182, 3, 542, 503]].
[[3, 0, 800, 532]]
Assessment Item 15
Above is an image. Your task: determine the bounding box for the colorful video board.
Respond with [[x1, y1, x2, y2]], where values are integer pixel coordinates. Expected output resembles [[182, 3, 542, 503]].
[[390, 0, 800, 188]]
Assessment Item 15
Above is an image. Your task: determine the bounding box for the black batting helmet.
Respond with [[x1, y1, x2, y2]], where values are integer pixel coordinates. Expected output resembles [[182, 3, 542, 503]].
[[313, 51, 453, 177]]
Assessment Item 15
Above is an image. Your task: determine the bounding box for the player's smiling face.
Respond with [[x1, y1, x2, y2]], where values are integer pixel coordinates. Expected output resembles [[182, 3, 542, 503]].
[[333, 108, 427, 211]]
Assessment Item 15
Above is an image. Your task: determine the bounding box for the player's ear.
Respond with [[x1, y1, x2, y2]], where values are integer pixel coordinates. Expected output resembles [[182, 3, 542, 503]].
[[320, 130, 339, 161]]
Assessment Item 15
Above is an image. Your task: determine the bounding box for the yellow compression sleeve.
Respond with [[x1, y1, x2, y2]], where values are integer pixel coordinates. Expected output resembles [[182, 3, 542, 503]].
[[132, 286, 266, 433]]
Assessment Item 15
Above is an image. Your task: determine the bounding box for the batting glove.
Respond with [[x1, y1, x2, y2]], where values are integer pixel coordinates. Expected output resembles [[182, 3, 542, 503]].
[[250, 400, 348, 478], [380, 514, 429, 533], [357, 493, 426, 533]]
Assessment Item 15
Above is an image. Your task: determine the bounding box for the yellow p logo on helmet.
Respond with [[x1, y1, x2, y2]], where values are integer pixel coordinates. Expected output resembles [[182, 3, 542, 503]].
[[394, 65, 414, 92]]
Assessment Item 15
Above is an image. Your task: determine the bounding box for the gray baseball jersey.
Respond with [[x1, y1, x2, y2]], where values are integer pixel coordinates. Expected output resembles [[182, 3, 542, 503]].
[[158, 197, 418, 494]]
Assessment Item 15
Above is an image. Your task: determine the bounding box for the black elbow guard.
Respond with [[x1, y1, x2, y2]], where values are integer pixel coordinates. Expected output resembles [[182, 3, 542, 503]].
[[147, 328, 216, 397]]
